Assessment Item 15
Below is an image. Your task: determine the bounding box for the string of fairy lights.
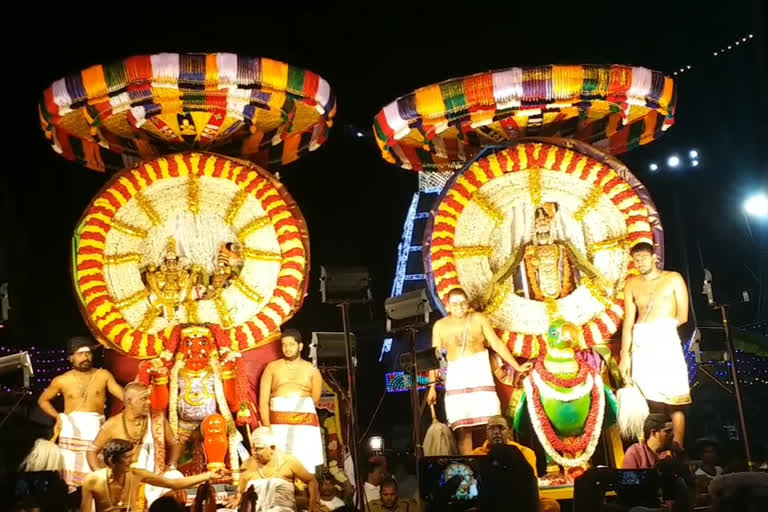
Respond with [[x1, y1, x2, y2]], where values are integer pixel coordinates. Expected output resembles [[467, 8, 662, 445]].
[[689, 352, 768, 388], [672, 33, 754, 77], [0, 345, 71, 393], [686, 320, 768, 389]]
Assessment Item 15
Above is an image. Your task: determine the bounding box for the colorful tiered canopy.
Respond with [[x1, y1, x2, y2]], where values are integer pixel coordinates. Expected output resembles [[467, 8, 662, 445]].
[[373, 65, 676, 173], [40, 53, 336, 173]]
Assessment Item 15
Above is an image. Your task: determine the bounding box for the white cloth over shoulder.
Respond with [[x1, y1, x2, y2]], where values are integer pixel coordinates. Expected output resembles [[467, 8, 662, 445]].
[[245, 477, 297, 511], [444, 350, 501, 430], [135, 413, 183, 507], [134, 412, 157, 472], [632, 318, 691, 406]]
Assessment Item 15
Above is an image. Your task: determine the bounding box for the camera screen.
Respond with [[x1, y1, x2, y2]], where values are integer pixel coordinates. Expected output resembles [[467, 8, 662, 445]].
[[439, 462, 478, 500], [420, 456, 483, 504], [617, 470, 646, 486], [614, 469, 661, 508]]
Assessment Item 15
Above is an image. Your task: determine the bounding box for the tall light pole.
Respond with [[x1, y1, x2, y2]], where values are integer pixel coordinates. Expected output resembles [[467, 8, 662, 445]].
[[743, 192, 767, 319]]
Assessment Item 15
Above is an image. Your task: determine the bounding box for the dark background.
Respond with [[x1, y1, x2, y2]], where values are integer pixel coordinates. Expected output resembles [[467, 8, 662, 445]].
[[0, 3, 766, 457]]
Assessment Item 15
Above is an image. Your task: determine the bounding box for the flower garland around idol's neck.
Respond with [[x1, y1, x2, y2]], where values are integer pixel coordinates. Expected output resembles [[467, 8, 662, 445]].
[[532, 369, 593, 403], [535, 358, 589, 388], [523, 370, 605, 467]]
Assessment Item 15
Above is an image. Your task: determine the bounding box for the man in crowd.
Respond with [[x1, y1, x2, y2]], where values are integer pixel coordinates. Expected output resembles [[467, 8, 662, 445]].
[[260, 328, 324, 474], [472, 415, 560, 512], [427, 288, 532, 454], [368, 478, 418, 512], [622, 414, 675, 469], [38, 336, 124, 490], [318, 471, 347, 511], [362, 456, 389, 505]]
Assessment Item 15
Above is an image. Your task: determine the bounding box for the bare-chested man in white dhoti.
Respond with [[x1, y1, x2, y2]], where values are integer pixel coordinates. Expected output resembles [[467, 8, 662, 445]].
[[38, 336, 124, 490], [427, 288, 533, 455], [260, 329, 324, 474], [620, 242, 691, 448]]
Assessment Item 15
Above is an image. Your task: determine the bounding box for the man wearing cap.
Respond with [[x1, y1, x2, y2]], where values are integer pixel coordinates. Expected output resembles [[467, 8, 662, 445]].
[[228, 427, 321, 511], [622, 413, 675, 469], [38, 336, 125, 491]]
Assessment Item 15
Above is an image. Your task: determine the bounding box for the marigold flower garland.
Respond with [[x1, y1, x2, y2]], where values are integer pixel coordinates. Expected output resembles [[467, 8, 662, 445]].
[[523, 368, 606, 467]]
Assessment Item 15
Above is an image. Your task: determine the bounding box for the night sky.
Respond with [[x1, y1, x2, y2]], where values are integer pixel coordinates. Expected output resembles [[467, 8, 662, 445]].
[[0, 4, 765, 444]]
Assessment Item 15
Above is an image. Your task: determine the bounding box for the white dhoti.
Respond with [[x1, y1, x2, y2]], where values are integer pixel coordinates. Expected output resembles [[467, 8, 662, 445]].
[[58, 412, 104, 489], [269, 396, 324, 474], [632, 319, 692, 406], [444, 350, 501, 430], [245, 478, 297, 511]]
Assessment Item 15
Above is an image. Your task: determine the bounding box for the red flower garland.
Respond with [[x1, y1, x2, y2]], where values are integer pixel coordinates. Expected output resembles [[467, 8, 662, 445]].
[[528, 372, 602, 455], [534, 359, 589, 388]]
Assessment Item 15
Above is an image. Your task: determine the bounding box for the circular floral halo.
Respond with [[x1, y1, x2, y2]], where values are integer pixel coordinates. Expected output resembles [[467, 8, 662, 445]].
[[72, 152, 309, 358], [426, 142, 655, 357], [40, 53, 336, 173], [373, 64, 676, 173]]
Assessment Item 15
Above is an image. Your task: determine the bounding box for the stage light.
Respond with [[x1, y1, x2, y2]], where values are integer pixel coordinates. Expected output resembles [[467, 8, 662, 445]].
[[649, 163, 659, 171], [399, 347, 442, 373], [687, 65, 691, 69], [385, 288, 432, 333], [691, 160, 699, 167], [320, 266, 372, 304], [667, 155, 680, 168], [368, 436, 384, 454], [310, 332, 357, 369], [743, 37, 747, 42], [689, 150, 698, 159], [728, 45, 732, 49], [744, 193, 768, 218], [749, 34, 753, 38], [356, 131, 365, 139], [0, 352, 34, 389], [714, 52, 718, 56]]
